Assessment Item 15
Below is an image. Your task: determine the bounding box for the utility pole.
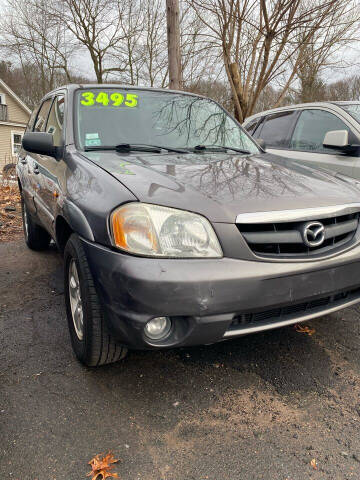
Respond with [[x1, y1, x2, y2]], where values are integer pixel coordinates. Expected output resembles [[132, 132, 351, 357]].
[[166, 0, 182, 90]]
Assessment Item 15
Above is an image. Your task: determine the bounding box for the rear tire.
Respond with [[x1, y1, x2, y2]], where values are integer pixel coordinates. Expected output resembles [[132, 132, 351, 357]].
[[21, 196, 51, 250], [64, 233, 127, 366]]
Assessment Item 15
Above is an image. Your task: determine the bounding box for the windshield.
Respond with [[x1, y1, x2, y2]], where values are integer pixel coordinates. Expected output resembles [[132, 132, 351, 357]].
[[339, 104, 360, 123], [75, 88, 259, 154]]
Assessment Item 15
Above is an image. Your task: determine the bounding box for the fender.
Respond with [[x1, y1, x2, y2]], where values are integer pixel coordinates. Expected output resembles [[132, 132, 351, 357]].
[[62, 199, 95, 242]]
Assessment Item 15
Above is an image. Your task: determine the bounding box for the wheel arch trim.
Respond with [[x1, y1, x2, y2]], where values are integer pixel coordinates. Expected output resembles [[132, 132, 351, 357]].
[[60, 200, 95, 242]]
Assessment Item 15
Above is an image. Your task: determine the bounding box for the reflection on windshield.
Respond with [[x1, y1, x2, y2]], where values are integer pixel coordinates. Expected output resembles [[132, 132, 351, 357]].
[[340, 104, 360, 123], [76, 89, 259, 154]]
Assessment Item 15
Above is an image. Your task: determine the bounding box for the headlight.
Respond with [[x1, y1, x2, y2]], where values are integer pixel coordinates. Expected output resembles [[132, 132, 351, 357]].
[[110, 203, 222, 258]]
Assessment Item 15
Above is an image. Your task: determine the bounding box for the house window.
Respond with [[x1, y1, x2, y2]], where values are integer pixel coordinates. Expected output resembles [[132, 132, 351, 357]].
[[11, 132, 23, 155], [0, 94, 6, 105]]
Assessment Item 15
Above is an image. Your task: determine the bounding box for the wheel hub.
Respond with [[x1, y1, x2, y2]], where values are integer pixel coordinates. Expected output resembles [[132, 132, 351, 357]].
[[68, 259, 84, 340]]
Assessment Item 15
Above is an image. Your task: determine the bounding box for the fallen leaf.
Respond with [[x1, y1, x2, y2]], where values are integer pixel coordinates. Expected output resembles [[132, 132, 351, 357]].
[[310, 458, 317, 470], [91, 471, 118, 480], [87, 452, 119, 480], [294, 324, 316, 336]]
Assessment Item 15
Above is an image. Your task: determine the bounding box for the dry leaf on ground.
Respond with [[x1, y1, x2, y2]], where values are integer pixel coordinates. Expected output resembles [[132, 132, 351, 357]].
[[294, 324, 316, 336], [0, 181, 22, 242], [87, 452, 119, 480], [310, 458, 318, 470]]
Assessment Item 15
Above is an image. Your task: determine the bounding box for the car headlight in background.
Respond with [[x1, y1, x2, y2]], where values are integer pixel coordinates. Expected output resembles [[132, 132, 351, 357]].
[[110, 203, 222, 258]]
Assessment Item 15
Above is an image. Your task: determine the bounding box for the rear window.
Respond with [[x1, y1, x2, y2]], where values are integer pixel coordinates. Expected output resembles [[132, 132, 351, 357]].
[[257, 111, 297, 147]]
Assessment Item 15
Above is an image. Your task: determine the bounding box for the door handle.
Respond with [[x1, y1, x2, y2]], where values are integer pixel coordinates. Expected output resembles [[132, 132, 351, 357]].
[[33, 164, 40, 175]]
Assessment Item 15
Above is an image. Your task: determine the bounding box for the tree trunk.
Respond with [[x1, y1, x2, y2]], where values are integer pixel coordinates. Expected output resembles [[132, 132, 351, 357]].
[[229, 63, 247, 123], [166, 0, 182, 90]]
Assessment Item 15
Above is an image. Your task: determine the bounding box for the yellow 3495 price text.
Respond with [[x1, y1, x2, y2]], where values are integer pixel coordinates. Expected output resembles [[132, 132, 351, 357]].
[[80, 91, 138, 108]]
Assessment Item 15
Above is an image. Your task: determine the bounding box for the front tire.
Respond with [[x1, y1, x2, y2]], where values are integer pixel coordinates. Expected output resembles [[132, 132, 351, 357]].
[[64, 233, 127, 366], [21, 196, 50, 250]]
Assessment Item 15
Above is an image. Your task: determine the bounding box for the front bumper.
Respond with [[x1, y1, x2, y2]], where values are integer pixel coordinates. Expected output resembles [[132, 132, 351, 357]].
[[81, 238, 360, 349]]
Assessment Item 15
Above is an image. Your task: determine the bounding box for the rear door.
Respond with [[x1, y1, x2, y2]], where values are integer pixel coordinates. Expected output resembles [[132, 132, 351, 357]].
[[267, 108, 359, 178], [253, 110, 299, 149]]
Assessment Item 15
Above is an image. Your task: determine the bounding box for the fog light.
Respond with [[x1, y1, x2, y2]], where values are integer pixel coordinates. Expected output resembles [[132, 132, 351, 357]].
[[144, 316, 172, 340]]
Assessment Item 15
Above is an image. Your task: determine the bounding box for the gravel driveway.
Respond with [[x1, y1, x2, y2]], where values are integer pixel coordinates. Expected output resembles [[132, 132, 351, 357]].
[[1, 240, 360, 479]]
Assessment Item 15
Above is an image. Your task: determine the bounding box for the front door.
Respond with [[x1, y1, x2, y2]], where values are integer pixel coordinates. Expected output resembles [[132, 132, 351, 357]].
[[269, 109, 359, 178], [34, 94, 66, 235], [27, 98, 53, 227]]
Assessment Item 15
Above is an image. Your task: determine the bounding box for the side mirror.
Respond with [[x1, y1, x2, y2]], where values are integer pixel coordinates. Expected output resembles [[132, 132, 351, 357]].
[[257, 138, 266, 151], [22, 132, 56, 157], [323, 130, 349, 150]]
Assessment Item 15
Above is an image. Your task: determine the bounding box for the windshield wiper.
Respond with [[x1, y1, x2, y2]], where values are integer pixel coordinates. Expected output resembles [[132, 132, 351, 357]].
[[84, 144, 160, 153], [193, 145, 251, 154], [139, 144, 189, 153], [84, 143, 189, 153]]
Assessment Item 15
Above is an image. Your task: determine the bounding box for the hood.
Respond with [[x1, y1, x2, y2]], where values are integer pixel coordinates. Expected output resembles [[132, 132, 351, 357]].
[[83, 151, 360, 223]]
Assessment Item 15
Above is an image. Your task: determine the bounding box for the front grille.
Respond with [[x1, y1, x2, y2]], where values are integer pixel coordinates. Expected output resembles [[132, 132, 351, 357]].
[[237, 213, 359, 257], [228, 286, 360, 331]]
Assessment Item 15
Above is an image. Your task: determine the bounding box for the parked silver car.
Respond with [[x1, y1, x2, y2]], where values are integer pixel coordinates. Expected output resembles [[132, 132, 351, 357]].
[[243, 102, 360, 178]]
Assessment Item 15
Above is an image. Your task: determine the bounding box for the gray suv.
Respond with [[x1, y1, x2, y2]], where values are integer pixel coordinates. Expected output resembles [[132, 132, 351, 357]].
[[17, 87, 360, 366], [243, 102, 360, 178]]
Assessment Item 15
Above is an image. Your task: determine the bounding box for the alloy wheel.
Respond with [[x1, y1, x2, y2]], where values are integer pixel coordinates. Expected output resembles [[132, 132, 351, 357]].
[[68, 259, 84, 340]]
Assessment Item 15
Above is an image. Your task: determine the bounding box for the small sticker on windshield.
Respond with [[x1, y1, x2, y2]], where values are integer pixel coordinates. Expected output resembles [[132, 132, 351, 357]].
[[85, 133, 101, 147], [85, 139, 101, 146], [86, 133, 99, 140]]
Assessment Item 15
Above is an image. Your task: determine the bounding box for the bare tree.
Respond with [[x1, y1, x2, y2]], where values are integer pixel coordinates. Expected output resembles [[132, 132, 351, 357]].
[[108, 0, 168, 87], [181, 4, 213, 90], [187, 0, 360, 122], [0, 0, 77, 101], [324, 75, 360, 102], [114, 0, 144, 85], [2, 0, 358, 115], [46, 0, 129, 83], [142, 0, 169, 87], [291, 1, 360, 103], [113, 0, 206, 89]]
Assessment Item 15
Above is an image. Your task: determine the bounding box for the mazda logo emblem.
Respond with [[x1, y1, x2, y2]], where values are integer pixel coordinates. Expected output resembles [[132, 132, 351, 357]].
[[302, 221, 325, 247]]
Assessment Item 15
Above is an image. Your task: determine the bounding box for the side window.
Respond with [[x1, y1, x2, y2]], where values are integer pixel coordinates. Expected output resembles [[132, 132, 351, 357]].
[[290, 109, 351, 153], [34, 98, 53, 132], [26, 106, 40, 132], [245, 118, 260, 135], [45, 95, 65, 147], [251, 118, 264, 139], [257, 111, 297, 147]]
